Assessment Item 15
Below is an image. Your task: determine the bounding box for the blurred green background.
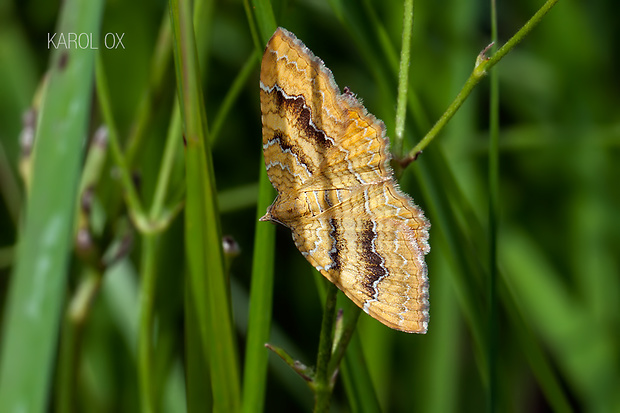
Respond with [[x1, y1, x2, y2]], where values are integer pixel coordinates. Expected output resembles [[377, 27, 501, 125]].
[[0, 0, 619, 411]]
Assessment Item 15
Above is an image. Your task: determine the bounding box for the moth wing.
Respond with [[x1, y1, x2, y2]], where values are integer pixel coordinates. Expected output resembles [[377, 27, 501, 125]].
[[290, 185, 429, 333]]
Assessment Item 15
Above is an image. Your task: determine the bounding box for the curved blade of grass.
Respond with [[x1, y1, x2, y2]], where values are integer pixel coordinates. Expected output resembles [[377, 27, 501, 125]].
[[169, 0, 241, 411], [0, 0, 104, 411]]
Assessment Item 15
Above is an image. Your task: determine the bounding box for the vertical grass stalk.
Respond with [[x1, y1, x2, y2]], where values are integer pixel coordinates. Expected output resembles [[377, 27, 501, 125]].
[[487, 0, 500, 411], [241, 161, 276, 413], [241, 6, 277, 413], [393, 0, 414, 156], [313, 282, 338, 412], [170, 0, 241, 410], [138, 234, 159, 413]]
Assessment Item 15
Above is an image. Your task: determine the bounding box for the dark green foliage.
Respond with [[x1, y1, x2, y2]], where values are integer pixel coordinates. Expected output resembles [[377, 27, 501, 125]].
[[0, 0, 618, 412]]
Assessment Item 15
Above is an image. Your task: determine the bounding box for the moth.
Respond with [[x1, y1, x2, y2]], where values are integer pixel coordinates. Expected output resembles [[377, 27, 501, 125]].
[[259, 28, 430, 333]]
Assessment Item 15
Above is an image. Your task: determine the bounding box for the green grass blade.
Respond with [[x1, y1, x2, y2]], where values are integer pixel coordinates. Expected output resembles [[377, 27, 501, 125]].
[[419, 258, 462, 413], [241, 162, 276, 413], [393, 0, 414, 155], [241, 7, 277, 413], [250, 0, 277, 46], [169, 0, 241, 410], [0, 0, 104, 411], [137, 234, 159, 412], [487, 0, 500, 410]]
